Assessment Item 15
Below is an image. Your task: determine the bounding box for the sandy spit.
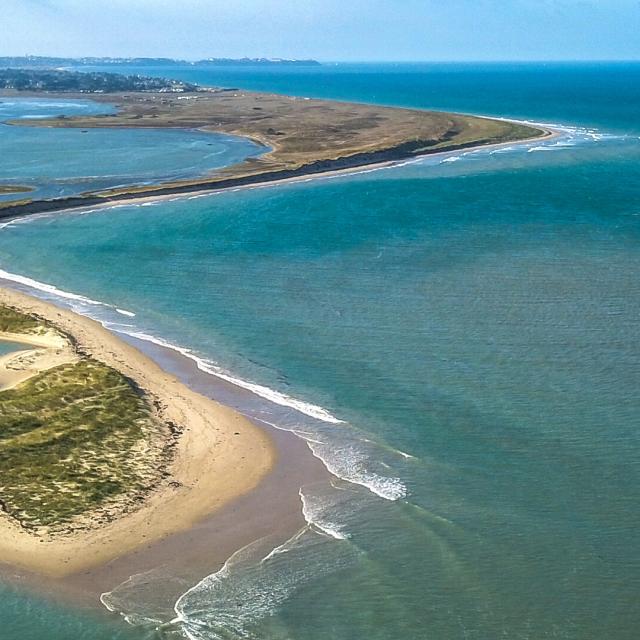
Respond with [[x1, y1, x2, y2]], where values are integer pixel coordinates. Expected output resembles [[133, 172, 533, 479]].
[[0, 287, 275, 578]]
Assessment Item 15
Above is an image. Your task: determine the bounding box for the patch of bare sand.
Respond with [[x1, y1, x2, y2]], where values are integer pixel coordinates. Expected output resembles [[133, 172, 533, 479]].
[[0, 327, 78, 390]]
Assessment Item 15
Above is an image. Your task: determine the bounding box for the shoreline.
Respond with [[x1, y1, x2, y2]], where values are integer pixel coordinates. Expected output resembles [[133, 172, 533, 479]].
[[0, 86, 553, 218], [0, 288, 330, 620], [0, 287, 276, 579], [0, 122, 557, 220]]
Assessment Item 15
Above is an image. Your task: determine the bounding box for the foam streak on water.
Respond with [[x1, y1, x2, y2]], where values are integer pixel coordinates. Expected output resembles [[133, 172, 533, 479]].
[[0, 267, 410, 508], [169, 483, 357, 640], [123, 330, 344, 424], [0, 266, 340, 421], [99, 487, 357, 637]]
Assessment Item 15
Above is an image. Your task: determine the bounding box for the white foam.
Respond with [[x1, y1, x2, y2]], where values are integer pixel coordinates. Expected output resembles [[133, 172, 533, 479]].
[[0, 271, 413, 507], [0, 271, 417, 509], [254, 417, 408, 501], [0, 263, 343, 425], [0, 268, 107, 307], [261, 526, 310, 563], [172, 540, 256, 625], [124, 329, 343, 424], [489, 146, 516, 155], [299, 487, 349, 540], [306, 440, 407, 501], [171, 521, 357, 639]]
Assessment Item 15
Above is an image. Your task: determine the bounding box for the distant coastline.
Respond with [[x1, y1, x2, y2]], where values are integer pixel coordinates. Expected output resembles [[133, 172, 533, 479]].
[[0, 55, 321, 68], [0, 78, 552, 218]]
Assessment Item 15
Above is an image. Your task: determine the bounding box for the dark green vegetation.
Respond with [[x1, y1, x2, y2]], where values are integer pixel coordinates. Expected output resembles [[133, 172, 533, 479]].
[[0, 68, 201, 93], [0, 305, 41, 333], [0, 359, 168, 531]]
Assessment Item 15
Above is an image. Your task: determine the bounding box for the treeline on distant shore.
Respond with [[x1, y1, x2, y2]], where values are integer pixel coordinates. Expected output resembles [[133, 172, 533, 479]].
[[0, 68, 202, 93], [0, 56, 321, 68]]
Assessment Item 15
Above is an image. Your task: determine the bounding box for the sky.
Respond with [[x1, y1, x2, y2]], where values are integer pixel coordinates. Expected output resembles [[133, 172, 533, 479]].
[[2, 0, 639, 62]]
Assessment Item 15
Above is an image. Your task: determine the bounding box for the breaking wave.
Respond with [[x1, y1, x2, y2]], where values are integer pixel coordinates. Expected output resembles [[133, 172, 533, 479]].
[[0, 267, 410, 505]]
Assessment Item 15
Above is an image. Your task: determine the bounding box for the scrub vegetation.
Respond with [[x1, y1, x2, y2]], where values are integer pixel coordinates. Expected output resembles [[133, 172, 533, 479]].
[[0, 304, 41, 333], [0, 307, 170, 533]]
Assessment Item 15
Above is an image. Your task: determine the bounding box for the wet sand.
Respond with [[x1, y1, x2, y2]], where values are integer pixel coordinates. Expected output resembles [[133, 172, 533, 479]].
[[0, 289, 329, 617]]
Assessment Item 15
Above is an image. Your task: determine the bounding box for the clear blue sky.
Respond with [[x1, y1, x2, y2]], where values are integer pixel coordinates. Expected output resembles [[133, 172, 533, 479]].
[[3, 0, 640, 62]]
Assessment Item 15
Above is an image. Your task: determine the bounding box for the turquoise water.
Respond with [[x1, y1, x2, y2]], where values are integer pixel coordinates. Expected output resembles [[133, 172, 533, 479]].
[[0, 63, 639, 639], [85, 61, 640, 133], [0, 340, 29, 356], [0, 98, 262, 202]]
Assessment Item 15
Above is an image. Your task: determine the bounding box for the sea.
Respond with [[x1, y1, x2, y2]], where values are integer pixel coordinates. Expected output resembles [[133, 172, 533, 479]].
[[0, 98, 262, 202], [0, 62, 639, 639]]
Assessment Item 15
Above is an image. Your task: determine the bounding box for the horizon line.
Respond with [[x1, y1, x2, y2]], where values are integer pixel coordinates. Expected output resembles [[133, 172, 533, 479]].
[[2, 55, 640, 65]]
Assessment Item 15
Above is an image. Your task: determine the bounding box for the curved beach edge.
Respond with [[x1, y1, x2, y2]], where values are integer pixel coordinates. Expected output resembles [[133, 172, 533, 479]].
[[0, 121, 556, 220], [0, 287, 276, 578]]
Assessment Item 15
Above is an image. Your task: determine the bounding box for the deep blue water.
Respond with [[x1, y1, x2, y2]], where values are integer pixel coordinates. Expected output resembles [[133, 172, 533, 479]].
[[85, 61, 640, 133], [0, 63, 639, 639]]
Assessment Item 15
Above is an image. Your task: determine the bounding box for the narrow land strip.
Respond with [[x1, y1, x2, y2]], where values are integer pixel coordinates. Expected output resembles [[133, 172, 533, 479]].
[[0, 88, 550, 217]]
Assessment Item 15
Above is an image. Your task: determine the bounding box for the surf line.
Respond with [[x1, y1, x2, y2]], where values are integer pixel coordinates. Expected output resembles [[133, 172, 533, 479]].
[[0, 267, 342, 425]]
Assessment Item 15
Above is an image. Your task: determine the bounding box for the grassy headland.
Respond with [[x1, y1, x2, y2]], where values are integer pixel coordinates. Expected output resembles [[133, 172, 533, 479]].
[[0, 359, 169, 531], [0, 289, 273, 577], [0, 305, 171, 534], [0, 74, 550, 216]]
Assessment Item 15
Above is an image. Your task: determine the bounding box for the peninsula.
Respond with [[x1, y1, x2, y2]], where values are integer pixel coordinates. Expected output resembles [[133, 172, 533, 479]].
[[0, 288, 273, 577], [0, 69, 550, 217]]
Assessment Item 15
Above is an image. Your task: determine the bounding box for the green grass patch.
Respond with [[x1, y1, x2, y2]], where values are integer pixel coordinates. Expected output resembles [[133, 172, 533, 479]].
[[0, 305, 42, 334], [0, 359, 168, 531]]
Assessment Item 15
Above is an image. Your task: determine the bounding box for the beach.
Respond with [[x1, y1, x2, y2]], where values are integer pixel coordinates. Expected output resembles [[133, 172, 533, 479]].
[[0, 287, 276, 579], [0, 122, 557, 220], [0, 61, 638, 639], [0, 87, 550, 218]]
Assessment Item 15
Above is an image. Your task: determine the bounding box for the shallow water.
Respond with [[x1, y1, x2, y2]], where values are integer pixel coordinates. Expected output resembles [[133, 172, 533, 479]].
[[0, 340, 30, 356], [0, 63, 639, 639], [0, 98, 263, 202]]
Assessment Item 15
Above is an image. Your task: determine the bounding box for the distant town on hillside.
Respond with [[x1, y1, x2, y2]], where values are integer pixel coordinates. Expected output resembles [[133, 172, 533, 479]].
[[0, 68, 204, 93]]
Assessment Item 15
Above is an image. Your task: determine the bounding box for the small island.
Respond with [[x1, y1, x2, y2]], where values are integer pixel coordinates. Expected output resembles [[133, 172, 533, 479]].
[[0, 185, 33, 195], [0, 68, 551, 218]]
